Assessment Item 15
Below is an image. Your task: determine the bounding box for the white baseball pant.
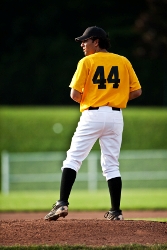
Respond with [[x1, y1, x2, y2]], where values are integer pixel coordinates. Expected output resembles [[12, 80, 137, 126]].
[[61, 106, 124, 181]]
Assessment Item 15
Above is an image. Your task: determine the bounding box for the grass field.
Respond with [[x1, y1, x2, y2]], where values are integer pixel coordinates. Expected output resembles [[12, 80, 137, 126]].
[[0, 106, 167, 154], [0, 189, 167, 212], [0, 107, 167, 249], [3, 149, 166, 193]]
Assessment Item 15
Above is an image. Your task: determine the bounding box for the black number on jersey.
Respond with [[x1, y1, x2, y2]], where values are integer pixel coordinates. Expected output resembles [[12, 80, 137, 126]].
[[92, 66, 106, 89], [92, 66, 120, 89]]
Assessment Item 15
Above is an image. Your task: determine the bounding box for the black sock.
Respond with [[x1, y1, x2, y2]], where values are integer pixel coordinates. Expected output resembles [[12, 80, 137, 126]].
[[107, 177, 122, 211], [59, 168, 76, 203]]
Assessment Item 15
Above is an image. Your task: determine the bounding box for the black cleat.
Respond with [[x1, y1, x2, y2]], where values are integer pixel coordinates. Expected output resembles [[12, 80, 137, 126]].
[[104, 210, 124, 220], [44, 200, 68, 221]]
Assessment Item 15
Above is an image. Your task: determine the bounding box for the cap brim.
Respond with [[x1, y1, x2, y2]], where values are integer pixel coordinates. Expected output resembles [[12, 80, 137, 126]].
[[75, 35, 91, 42]]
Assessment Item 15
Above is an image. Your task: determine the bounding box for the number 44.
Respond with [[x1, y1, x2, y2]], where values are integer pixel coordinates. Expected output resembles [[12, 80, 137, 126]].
[[92, 66, 120, 89]]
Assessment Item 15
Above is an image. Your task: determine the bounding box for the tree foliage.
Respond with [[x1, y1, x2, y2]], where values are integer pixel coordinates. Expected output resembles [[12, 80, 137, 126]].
[[133, 0, 167, 59]]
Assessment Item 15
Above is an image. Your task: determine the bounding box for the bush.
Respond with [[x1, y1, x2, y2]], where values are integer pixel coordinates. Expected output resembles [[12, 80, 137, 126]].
[[0, 106, 167, 155]]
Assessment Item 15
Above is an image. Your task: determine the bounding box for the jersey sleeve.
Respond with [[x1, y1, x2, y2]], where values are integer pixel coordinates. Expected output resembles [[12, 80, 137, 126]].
[[69, 58, 88, 93], [123, 57, 141, 92]]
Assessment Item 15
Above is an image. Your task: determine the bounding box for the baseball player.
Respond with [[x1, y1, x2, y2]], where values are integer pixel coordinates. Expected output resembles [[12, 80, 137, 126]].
[[45, 26, 142, 221]]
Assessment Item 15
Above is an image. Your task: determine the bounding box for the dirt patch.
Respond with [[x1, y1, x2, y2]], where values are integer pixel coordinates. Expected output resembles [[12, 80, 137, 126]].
[[0, 211, 167, 247]]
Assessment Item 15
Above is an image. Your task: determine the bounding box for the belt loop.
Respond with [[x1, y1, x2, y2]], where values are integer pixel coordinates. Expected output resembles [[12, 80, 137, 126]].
[[88, 107, 99, 110], [88, 106, 120, 111], [112, 107, 120, 111]]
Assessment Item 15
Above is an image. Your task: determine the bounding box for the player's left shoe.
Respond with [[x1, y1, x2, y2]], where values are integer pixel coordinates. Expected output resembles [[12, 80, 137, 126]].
[[104, 210, 124, 220], [44, 200, 69, 221]]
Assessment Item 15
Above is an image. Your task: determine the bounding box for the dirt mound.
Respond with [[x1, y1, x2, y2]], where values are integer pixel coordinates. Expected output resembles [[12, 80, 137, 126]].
[[0, 212, 167, 247]]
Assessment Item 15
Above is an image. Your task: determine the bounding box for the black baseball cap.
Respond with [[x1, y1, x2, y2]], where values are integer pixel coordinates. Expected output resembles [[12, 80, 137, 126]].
[[75, 26, 108, 42]]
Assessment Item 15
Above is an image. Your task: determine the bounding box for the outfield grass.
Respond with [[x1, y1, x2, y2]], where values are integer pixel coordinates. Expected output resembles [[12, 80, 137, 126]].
[[4, 149, 167, 192], [0, 106, 167, 154], [0, 189, 167, 249], [0, 189, 167, 212]]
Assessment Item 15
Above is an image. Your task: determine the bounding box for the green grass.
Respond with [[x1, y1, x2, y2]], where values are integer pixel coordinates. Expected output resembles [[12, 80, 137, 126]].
[[0, 106, 81, 153], [5, 149, 167, 192], [0, 189, 167, 212], [0, 106, 167, 154], [1, 106, 167, 192], [122, 107, 167, 150], [0, 189, 167, 249]]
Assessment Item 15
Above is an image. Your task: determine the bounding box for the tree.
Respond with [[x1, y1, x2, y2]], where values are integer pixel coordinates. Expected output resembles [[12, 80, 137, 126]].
[[133, 0, 167, 59], [133, 0, 167, 106]]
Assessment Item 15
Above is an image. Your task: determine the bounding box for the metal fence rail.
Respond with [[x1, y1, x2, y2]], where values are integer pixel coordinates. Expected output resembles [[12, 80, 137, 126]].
[[1, 150, 167, 194]]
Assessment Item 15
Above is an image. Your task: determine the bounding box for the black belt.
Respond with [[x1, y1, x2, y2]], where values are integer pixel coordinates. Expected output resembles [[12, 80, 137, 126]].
[[88, 107, 120, 111]]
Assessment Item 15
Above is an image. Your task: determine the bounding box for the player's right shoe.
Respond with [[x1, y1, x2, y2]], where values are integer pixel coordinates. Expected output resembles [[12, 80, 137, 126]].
[[104, 210, 124, 220], [44, 200, 68, 221]]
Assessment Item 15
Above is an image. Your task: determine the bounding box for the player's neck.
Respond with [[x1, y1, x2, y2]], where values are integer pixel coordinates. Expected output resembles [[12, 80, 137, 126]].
[[95, 48, 108, 53]]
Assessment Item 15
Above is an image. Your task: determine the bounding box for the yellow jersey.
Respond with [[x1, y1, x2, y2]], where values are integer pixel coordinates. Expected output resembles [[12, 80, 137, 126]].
[[69, 52, 141, 112]]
